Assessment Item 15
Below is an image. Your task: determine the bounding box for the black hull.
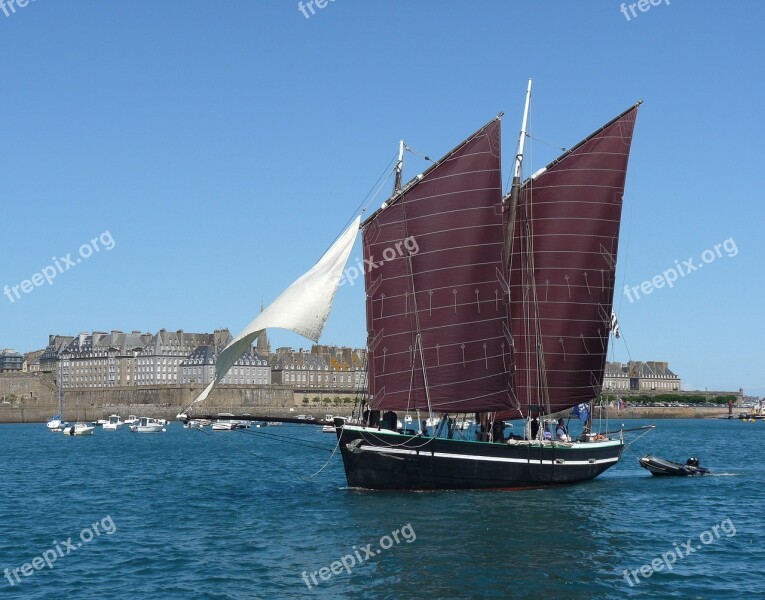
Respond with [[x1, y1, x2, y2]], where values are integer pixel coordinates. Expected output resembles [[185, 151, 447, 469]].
[[336, 425, 623, 491]]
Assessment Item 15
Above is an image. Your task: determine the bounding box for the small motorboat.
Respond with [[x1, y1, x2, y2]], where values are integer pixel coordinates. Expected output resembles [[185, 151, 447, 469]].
[[212, 420, 237, 431], [129, 417, 166, 433], [102, 414, 124, 430], [62, 422, 96, 436], [639, 455, 709, 476]]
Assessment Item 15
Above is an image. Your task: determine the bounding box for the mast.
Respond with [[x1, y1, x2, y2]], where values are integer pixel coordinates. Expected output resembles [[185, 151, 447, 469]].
[[58, 354, 64, 420], [503, 79, 532, 264], [393, 139, 405, 192]]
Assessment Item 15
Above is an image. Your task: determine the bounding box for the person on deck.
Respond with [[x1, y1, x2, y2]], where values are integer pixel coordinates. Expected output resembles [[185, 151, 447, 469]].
[[556, 418, 570, 442], [492, 420, 506, 443], [530, 416, 540, 440]]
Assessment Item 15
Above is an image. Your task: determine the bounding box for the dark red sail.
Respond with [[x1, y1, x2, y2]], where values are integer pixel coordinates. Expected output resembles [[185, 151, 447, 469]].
[[507, 104, 640, 415], [363, 117, 515, 413]]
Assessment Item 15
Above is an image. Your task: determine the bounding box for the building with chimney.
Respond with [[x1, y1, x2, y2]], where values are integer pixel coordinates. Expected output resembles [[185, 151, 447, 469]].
[[59, 331, 151, 388], [179, 345, 271, 385], [0, 349, 23, 372], [271, 346, 366, 390], [134, 329, 230, 386], [603, 361, 681, 393]]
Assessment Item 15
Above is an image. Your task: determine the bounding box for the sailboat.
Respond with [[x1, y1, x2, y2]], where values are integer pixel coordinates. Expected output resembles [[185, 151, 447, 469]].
[[333, 81, 644, 490], [181, 80, 645, 491], [47, 362, 66, 431]]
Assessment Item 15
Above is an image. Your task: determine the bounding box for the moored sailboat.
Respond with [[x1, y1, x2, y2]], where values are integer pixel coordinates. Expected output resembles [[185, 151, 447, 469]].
[[335, 81, 642, 490], [47, 360, 66, 431]]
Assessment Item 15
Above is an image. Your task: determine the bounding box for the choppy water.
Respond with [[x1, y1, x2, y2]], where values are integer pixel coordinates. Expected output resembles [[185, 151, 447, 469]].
[[0, 418, 762, 599]]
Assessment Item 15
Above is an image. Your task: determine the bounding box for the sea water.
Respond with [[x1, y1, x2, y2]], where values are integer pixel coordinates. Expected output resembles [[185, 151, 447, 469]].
[[0, 419, 762, 599]]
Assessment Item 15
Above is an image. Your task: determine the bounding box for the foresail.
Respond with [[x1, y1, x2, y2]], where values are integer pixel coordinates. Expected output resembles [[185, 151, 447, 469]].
[[188, 217, 361, 409], [363, 117, 515, 413], [507, 104, 640, 415]]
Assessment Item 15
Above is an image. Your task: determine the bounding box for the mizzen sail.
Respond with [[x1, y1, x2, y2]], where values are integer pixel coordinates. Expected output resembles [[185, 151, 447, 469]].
[[187, 217, 361, 409], [363, 117, 515, 413], [507, 104, 640, 415]]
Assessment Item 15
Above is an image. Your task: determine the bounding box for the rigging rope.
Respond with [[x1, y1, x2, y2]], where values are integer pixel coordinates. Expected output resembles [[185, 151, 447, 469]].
[[188, 422, 350, 481], [525, 132, 566, 152], [404, 144, 432, 162], [316, 151, 399, 258]]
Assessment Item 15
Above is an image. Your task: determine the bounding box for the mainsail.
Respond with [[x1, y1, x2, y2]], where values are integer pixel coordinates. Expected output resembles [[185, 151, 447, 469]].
[[363, 117, 515, 413], [506, 104, 640, 415], [187, 217, 361, 409]]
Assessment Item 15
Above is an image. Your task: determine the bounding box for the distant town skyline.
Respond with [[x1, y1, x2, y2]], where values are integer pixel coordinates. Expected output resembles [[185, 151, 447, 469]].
[[3, 328, 746, 397]]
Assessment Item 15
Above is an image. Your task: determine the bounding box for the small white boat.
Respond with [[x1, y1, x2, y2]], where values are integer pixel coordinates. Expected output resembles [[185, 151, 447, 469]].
[[94, 418, 109, 426], [62, 422, 95, 436], [212, 420, 237, 431], [102, 414, 124, 430], [129, 417, 166, 433], [184, 418, 213, 429], [47, 416, 64, 431], [123, 415, 140, 426], [324, 416, 346, 432]]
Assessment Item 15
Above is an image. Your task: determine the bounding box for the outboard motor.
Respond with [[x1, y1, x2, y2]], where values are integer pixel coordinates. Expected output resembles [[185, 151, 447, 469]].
[[686, 457, 699, 467]]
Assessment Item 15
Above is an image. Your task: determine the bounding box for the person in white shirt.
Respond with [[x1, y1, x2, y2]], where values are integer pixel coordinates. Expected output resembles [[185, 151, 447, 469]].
[[556, 418, 571, 442]]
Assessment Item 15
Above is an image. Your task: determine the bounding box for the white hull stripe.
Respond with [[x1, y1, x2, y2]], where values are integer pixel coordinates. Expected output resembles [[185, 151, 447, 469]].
[[356, 444, 620, 466]]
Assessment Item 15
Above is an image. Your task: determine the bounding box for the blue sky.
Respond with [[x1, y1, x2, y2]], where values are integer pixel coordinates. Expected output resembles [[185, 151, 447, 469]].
[[1, 1, 762, 395]]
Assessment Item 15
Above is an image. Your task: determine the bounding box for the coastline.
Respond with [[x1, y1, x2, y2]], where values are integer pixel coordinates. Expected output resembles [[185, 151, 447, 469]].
[[0, 405, 733, 425], [0, 371, 738, 423]]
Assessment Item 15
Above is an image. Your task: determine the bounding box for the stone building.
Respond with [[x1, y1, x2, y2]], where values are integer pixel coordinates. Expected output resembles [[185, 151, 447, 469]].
[[38, 336, 75, 373], [604, 361, 681, 393], [179, 344, 271, 385], [134, 329, 229, 386], [22, 350, 45, 372], [271, 346, 367, 391], [0, 349, 23, 372], [60, 331, 151, 388]]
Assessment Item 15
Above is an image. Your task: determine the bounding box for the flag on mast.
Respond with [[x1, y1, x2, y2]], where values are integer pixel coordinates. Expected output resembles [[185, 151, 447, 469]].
[[610, 310, 621, 338]]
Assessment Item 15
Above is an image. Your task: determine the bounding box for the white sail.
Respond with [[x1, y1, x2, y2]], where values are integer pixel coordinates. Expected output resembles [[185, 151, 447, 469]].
[[188, 217, 361, 409]]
